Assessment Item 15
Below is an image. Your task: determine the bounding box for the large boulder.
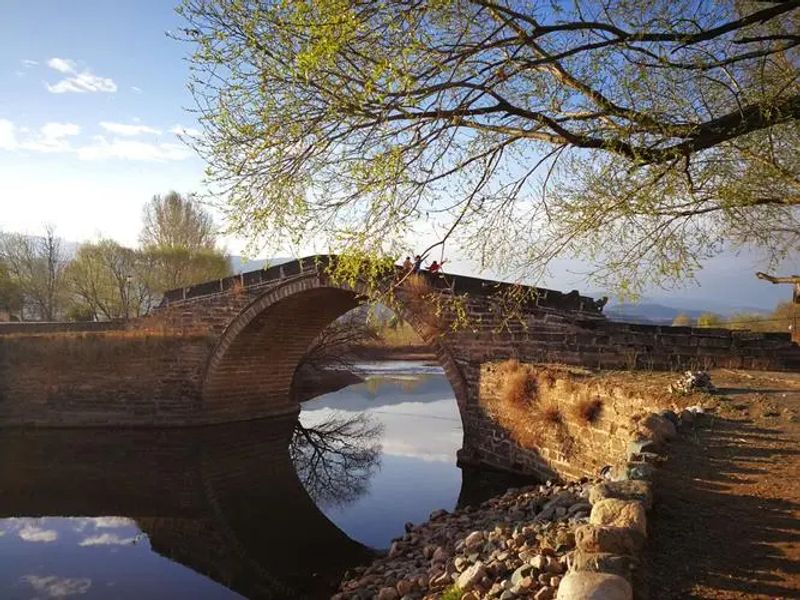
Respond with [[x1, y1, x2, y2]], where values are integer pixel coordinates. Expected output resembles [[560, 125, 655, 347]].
[[556, 572, 632, 600]]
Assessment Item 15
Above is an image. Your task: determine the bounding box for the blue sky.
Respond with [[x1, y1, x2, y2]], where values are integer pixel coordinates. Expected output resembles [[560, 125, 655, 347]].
[[1, 1, 205, 248], [0, 2, 795, 311]]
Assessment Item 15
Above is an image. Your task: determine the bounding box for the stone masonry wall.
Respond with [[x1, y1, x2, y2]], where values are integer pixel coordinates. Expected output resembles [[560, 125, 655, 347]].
[[438, 295, 800, 374], [459, 363, 675, 482], [0, 332, 213, 426]]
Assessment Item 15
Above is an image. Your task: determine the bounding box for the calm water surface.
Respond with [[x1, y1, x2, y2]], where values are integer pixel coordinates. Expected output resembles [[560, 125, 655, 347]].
[[0, 362, 519, 599]]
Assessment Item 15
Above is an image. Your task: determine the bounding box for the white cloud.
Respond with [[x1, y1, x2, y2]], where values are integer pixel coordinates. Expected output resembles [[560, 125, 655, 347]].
[[21, 575, 91, 598], [99, 121, 161, 136], [22, 122, 81, 153], [47, 57, 75, 73], [18, 524, 58, 543], [77, 136, 191, 162], [21, 59, 39, 67], [0, 119, 191, 162], [45, 57, 117, 94], [131, 86, 142, 94], [79, 532, 136, 546]]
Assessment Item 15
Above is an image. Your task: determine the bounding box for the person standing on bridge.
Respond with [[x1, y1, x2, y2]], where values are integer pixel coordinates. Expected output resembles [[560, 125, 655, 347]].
[[402, 256, 413, 273], [411, 255, 423, 274], [428, 259, 447, 274]]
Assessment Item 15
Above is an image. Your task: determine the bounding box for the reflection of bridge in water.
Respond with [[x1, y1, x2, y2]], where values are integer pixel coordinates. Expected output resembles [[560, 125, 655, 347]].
[[0, 414, 521, 599], [0, 417, 370, 599]]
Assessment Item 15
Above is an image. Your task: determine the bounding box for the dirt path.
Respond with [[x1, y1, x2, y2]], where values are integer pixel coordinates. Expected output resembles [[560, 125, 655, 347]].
[[644, 370, 800, 599]]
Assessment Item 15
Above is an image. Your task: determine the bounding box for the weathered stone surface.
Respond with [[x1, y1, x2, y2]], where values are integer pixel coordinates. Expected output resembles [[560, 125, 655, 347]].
[[626, 462, 658, 481], [572, 550, 639, 579], [377, 586, 399, 600], [456, 562, 486, 591], [589, 480, 653, 510], [556, 572, 633, 600], [590, 499, 647, 535], [575, 524, 644, 555], [638, 413, 677, 444], [464, 530, 484, 550]]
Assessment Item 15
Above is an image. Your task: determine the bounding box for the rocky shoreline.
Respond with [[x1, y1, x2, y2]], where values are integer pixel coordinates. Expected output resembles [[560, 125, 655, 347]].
[[333, 480, 595, 600], [331, 404, 682, 600]]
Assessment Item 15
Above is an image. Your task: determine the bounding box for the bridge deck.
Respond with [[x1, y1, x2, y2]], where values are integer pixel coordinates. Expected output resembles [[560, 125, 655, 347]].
[[160, 254, 603, 314]]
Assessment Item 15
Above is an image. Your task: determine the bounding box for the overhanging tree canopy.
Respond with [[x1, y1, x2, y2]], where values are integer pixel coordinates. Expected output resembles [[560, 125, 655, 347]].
[[180, 0, 800, 293]]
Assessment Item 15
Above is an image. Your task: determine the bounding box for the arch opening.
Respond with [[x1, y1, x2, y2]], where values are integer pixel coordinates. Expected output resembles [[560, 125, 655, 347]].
[[201, 275, 468, 426]]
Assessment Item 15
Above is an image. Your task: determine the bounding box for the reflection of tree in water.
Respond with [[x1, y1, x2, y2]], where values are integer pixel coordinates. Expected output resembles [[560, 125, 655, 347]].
[[290, 414, 383, 508]]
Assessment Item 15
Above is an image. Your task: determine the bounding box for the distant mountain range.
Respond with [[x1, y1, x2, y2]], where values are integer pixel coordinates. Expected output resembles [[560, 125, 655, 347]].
[[602, 299, 770, 324]]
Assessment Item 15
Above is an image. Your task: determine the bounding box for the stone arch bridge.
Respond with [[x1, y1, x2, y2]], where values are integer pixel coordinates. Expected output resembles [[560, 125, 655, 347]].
[[0, 255, 797, 475]]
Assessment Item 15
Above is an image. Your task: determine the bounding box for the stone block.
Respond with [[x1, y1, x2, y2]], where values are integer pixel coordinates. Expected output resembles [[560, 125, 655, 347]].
[[589, 499, 647, 535], [574, 525, 645, 555], [638, 413, 676, 444], [572, 550, 638, 579], [589, 480, 653, 510], [626, 462, 658, 481], [556, 572, 632, 600]]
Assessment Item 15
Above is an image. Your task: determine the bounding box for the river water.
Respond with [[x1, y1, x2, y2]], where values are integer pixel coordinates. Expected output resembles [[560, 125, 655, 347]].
[[0, 362, 521, 599]]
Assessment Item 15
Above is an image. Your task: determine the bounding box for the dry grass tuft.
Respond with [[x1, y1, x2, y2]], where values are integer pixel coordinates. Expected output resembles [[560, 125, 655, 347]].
[[483, 360, 574, 448], [499, 365, 538, 406], [538, 402, 563, 425], [573, 397, 604, 424]]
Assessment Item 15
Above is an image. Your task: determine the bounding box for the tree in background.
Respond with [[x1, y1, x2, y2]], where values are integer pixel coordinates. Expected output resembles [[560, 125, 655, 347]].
[[671, 314, 692, 327], [696, 313, 723, 329], [140, 246, 230, 293], [180, 0, 799, 295], [0, 258, 23, 318], [66, 240, 156, 321], [140, 192, 231, 292], [726, 302, 796, 333], [0, 226, 68, 320], [140, 191, 216, 250]]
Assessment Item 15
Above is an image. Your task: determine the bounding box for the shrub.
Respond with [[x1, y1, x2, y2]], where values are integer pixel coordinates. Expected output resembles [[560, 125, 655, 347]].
[[440, 586, 463, 600], [499, 364, 538, 406], [538, 402, 563, 425], [573, 397, 604, 425]]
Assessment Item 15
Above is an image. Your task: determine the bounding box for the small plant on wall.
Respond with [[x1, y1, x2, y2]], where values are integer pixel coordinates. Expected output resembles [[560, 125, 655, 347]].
[[485, 360, 577, 452], [573, 397, 604, 425]]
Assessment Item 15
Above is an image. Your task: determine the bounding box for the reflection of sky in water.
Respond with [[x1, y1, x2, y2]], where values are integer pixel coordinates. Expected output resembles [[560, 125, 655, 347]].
[[0, 361, 464, 596], [300, 362, 463, 549], [0, 518, 241, 599]]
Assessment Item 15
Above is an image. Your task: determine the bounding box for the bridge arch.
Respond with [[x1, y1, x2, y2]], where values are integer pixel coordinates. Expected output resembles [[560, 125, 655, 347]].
[[201, 273, 468, 424]]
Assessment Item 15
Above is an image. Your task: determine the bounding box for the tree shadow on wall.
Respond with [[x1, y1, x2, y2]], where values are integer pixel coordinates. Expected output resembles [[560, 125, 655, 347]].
[[642, 414, 800, 599]]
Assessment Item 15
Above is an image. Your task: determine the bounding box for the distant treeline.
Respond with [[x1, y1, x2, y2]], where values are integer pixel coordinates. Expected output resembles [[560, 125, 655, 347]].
[[0, 192, 231, 322], [672, 303, 797, 333]]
